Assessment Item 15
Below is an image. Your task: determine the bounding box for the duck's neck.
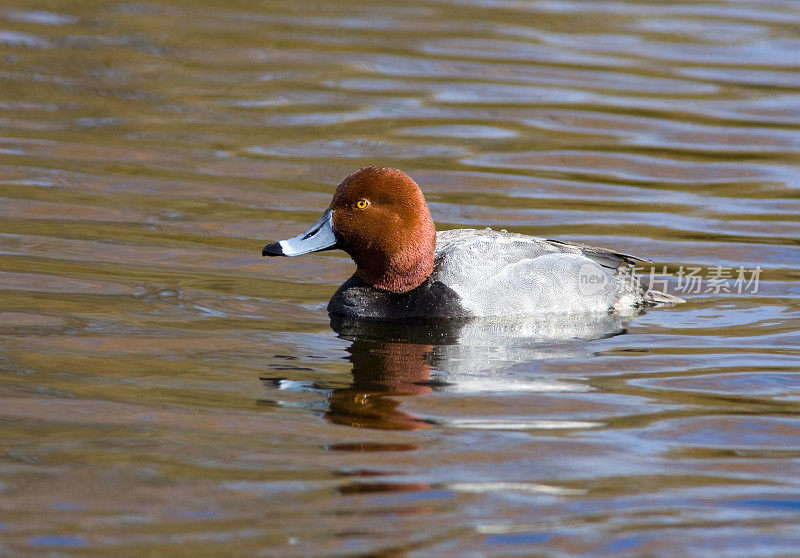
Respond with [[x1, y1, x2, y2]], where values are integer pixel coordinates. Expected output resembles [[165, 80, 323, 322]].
[[351, 235, 435, 294], [357, 255, 432, 294]]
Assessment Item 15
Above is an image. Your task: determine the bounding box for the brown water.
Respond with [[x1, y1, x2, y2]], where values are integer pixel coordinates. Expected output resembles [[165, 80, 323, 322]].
[[1, 0, 799, 555]]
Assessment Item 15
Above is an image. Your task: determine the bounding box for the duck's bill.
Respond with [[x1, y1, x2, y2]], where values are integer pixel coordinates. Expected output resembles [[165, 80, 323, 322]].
[[262, 209, 339, 257]]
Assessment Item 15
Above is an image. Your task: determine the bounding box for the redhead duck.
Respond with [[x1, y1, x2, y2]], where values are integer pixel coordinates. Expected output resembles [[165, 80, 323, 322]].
[[263, 167, 683, 319]]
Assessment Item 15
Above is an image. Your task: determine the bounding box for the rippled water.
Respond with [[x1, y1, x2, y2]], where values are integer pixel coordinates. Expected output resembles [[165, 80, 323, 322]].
[[1, 0, 799, 555]]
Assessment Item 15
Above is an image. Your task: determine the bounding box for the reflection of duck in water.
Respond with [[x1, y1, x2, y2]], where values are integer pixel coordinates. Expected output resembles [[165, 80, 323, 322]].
[[263, 167, 683, 320], [263, 312, 631, 430], [302, 314, 625, 430]]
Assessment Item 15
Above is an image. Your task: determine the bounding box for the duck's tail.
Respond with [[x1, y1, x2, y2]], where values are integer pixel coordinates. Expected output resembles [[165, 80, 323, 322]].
[[645, 289, 685, 305]]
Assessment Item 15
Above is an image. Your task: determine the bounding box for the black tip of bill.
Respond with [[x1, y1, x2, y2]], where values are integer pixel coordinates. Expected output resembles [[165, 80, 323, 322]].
[[262, 242, 285, 257]]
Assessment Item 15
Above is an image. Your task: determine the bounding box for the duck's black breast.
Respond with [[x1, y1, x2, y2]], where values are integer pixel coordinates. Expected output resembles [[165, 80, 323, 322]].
[[327, 274, 467, 319]]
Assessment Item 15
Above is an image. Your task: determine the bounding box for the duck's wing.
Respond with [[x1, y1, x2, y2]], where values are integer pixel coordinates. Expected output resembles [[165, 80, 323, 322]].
[[433, 229, 684, 308], [543, 238, 684, 304], [542, 238, 649, 271]]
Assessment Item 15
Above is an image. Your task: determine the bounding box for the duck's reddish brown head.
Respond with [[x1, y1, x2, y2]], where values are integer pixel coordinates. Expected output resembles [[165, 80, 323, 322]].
[[263, 167, 436, 294]]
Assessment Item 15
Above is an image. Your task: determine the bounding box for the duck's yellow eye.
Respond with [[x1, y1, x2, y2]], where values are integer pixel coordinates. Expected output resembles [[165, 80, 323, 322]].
[[354, 199, 370, 210]]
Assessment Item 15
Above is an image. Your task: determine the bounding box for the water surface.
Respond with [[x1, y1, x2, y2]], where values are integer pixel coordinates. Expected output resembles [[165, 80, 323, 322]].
[[1, 0, 799, 555]]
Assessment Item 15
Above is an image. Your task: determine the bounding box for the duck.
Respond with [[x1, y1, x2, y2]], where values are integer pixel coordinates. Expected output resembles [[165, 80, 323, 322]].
[[262, 167, 683, 319]]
